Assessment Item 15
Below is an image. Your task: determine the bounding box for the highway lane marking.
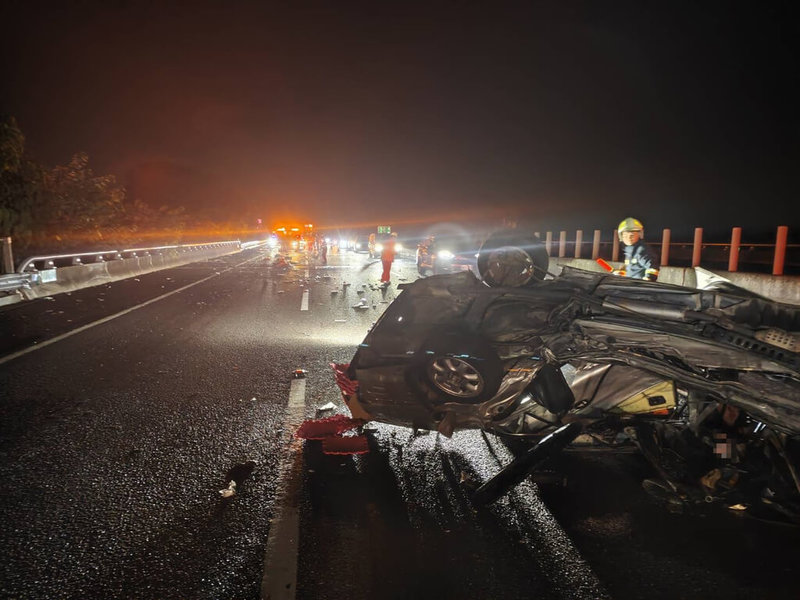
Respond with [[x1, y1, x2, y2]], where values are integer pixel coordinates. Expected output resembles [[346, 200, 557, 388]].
[[0, 254, 262, 366], [261, 377, 306, 600], [300, 289, 309, 311]]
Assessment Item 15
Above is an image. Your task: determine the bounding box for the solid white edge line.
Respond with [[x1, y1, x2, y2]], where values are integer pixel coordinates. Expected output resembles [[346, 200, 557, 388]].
[[0, 254, 262, 366], [261, 377, 306, 600]]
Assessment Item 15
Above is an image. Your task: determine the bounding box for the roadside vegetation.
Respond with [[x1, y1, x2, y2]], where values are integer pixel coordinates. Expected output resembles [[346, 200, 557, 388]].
[[0, 115, 258, 264]]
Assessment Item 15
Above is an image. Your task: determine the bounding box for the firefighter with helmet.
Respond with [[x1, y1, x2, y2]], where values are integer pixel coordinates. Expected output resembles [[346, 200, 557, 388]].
[[617, 217, 660, 281]]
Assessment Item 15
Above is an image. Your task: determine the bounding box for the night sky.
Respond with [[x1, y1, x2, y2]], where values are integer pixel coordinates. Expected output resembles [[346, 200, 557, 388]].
[[1, 1, 798, 239]]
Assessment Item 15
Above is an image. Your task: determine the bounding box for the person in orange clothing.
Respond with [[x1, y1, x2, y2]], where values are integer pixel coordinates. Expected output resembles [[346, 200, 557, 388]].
[[380, 232, 398, 285]]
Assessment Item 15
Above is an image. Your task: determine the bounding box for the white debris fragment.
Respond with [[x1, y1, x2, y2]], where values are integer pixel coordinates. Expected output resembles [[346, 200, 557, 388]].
[[318, 401, 337, 411], [219, 480, 237, 498]]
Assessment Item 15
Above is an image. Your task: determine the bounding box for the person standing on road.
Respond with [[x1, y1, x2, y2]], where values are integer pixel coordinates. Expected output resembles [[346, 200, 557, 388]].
[[368, 232, 377, 258], [380, 232, 398, 286], [617, 217, 660, 281]]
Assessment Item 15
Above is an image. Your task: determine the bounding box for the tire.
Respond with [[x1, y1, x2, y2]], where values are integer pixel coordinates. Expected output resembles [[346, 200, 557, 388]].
[[477, 231, 550, 287], [411, 331, 502, 403]]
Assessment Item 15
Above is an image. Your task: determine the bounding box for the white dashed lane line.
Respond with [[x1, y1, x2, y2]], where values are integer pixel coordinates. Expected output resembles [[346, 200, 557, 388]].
[[300, 289, 309, 311]]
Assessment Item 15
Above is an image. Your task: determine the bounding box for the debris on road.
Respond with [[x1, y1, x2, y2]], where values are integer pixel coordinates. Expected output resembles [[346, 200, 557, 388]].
[[219, 481, 237, 497], [295, 414, 365, 440], [292, 369, 307, 379], [296, 413, 369, 455], [317, 401, 337, 412]]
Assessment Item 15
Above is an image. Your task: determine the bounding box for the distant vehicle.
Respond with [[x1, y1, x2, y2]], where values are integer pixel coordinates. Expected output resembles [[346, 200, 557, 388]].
[[272, 223, 315, 252], [416, 232, 481, 276], [352, 235, 371, 254]]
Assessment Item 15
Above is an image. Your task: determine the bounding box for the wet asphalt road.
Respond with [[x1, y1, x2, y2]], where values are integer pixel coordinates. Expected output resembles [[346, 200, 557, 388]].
[[1, 247, 798, 599], [0, 248, 381, 598]]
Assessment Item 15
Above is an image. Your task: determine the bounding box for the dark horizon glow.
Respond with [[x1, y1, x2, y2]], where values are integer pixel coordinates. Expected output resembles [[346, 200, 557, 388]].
[[2, 1, 798, 239]]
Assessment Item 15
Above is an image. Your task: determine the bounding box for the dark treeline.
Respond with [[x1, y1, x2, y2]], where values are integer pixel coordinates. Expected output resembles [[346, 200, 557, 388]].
[[0, 116, 259, 265]]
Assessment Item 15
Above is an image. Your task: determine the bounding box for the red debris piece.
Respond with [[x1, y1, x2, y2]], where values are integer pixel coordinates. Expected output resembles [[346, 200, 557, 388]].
[[295, 414, 365, 440], [330, 363, 359, 395], [322, 435, 369, 455]]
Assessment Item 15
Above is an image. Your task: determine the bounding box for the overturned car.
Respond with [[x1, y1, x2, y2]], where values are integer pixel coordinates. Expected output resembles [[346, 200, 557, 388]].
[[346, 234, 800, 520]]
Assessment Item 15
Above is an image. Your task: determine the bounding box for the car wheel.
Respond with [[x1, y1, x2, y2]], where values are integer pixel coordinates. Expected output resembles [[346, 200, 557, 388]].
[[477, 231, 549, 287], [412, 332, 502, 403]]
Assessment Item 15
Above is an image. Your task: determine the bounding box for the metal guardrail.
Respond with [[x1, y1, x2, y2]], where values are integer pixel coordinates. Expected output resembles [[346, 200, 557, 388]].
[[538, 226, 798, 276], [0, 273, 34, 293], [16, 241, 242, 273], [0, 241, 243, 305]]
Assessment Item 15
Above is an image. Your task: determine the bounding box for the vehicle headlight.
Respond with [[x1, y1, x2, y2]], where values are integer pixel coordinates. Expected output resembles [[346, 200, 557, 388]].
[[356, 243, 362, 249], [438, 250, 454, 260], [291, 241, 299, 249], [375, 243, 384, 252], [339, 239, 346, 247], [395, 243, 403, 251]]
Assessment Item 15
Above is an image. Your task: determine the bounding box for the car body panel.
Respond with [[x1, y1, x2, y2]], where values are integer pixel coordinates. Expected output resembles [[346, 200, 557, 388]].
[[351, 268, 800, 437]]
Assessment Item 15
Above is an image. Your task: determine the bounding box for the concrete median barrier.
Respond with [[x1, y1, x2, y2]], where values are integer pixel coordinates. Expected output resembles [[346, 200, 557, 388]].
[[553, 258, 800, 305]]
